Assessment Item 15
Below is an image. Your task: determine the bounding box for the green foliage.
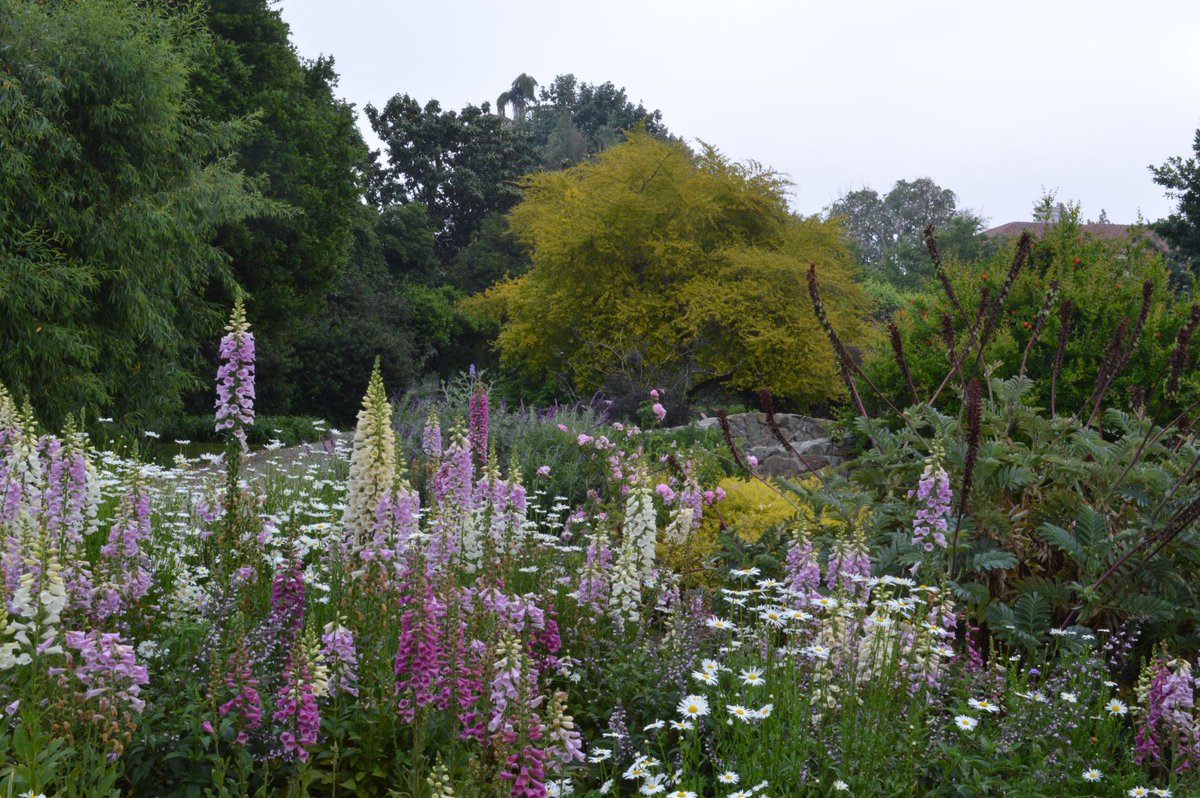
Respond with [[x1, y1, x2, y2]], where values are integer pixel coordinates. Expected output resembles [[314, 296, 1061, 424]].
[[0, 0, 269, 428], [824, 380, 1200, 652], [526, 73, 671, 168], [1150, 123, 1200, 283], [365, 95, 536, 256], [187, 0, 368, 413], [476, 132, 874, 413], [285, 204, 454, 423], [868, 205, 1197, 418], [827, 178, 993, 289]]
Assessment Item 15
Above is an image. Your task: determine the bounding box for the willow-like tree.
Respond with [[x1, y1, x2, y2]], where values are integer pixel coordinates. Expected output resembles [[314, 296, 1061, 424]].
[[472, 132, 873, 410], [0, 0, 268, 427]]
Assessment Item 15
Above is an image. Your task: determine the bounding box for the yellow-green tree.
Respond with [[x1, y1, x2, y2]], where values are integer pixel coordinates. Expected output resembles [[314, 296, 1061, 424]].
[[473, 132, 872, 410]]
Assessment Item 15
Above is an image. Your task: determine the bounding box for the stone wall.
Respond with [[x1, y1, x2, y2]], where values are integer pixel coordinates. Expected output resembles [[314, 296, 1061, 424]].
[[695, 413, 845, 477]]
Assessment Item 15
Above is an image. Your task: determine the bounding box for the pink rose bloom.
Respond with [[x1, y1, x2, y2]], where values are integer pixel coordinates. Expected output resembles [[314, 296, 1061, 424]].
[[536, 465, 551, 477], [652, 403, 666, 423], [747, 455, 759, 469], [650, 389, 659, 400], [577, 434, 593, 445], [557, 423, 568, 431]]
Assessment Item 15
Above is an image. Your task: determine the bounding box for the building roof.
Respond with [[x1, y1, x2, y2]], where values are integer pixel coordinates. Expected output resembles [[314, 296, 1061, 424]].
[[984, 221, 1167, 249], [985, 221, 1132, 240]]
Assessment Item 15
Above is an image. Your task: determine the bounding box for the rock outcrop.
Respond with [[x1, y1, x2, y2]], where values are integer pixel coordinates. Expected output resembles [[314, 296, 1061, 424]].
[[696, 413, 844, 477]]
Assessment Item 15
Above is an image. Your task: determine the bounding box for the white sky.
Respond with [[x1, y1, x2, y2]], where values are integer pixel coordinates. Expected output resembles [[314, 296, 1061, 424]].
[[279, 0, 1200, 226]]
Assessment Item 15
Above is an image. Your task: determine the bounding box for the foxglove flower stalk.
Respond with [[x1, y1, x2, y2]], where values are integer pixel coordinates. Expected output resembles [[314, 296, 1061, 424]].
[[274, 638, 321, 761], [320, 620, 359, 698], [218, 646, 263, 744], [609, 536, 642, 630], [576, 531, 612, 613], [473, 458, 508, 568], [422, 408, 443, 465], [624, 476, 658, 581], [63, 629, 150, 714], [784, 526, 822, 605], [1135, 659, 1199, 772], [488, 631, 526, 734], [394, 575, 449, 721], [95, 477, 152, 620], [910, 450, 952, 551], [544, 690, 584, 770], [824, 528, 871, 596], [368, 480, 420, 561], [7, 539, 68, 665], [214, 297, 255, 452], [342, 360, 397, 552], [469, 383, 489, 467], [269, 555, 306, 649], [430, 427, 476, 564]]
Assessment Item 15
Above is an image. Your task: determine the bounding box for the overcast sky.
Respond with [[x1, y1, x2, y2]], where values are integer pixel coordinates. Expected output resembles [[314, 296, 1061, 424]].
[[279, 0, 1200, 226]]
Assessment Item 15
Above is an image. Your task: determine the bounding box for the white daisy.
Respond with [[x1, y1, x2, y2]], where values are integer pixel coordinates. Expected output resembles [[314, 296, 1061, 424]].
[[1081, 769, 1103, 782], [717, 771, 740, 784], [677, 695, 710, 718], [1106, 699, 1128, 716], [953, 715, 978, 731], [739, 668, 766, 686], [1060, 691, 1078, 704], [968, 698, 1000, 714]]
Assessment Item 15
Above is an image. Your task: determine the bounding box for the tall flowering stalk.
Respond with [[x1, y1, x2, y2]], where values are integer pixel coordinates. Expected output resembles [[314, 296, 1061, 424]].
[[94, 476, 152, 620], [343, 359, 397, 553], [274, 630, 323, 762], [784, 525, 821, 604], [469, 382, 489, 468], [320, 621, 359, 698], [218, 642, 263, 745], [910, 446, 952, 553], [214, 297, 255, 453], [430, 426, 476, 565], [1135, 658, 1199, 773]]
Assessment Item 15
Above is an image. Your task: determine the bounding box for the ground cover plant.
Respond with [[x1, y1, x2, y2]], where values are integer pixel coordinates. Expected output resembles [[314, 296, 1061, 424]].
[[1, 299, 1198, 798]]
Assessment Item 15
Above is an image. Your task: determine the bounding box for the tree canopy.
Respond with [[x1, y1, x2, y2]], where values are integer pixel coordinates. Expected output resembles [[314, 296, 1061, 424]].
[[827, 178, 990, 289], [0, 0, 267, 427], [473, 132, 872, 412], [1151, 124, 1200, 284], [365, 95, 536, 256]]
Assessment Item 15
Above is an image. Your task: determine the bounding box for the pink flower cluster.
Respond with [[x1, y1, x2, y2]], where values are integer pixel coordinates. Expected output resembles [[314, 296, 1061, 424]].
[[320, 623, 359, 698], [214, 302, 255, 450], [63, 630, 149, 714], [218, 651, 262, 744], [910, 463, 952, 551], [95, 482, 152, 620], [274, 656, 320, 761], [469, 384, 489, 467], [1135, 661, 1199, 772]]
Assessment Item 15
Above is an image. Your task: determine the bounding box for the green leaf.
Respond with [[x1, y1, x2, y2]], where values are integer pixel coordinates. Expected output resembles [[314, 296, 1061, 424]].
[[970, 549, 1017, 572]]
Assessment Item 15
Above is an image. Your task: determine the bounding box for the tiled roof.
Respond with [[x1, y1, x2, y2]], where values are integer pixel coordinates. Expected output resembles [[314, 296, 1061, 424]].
[[984, 221, 1165, 248]]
